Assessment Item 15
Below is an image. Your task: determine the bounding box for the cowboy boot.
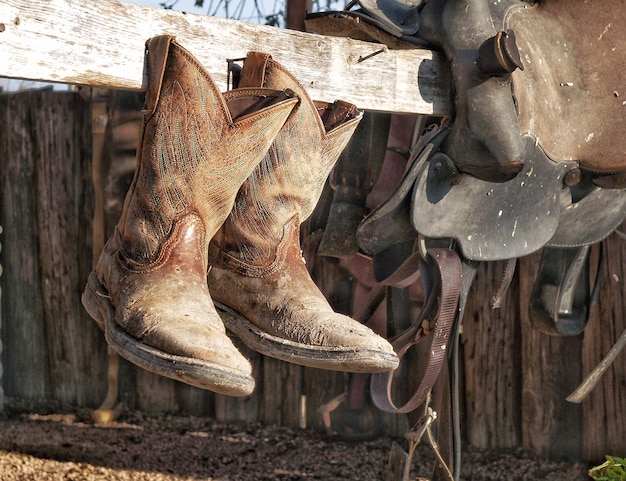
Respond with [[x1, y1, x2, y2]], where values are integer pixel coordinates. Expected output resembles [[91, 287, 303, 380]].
[[81, 36, 298, 396], [208, 53, 399, 373]]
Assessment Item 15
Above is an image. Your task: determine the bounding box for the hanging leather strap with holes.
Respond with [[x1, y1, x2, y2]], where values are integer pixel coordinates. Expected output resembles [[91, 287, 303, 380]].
[[370, 248, 462, 414]]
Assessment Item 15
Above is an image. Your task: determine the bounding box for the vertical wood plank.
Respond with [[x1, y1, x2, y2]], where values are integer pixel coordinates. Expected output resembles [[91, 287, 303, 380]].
[[117, 358, 138, 411], [260, 357, 303, 426], [214, 391, 259, 422], [34, 92, 108, 406], [0, 90, 107, 405], [214, 341, 260, 422], [519, 251, 582, 458], [282, 363, 304, 427], [462, 260, 522, 449], [300, 254, 350, 432], [135, 369, 178, 413], [581, 230, 626, 461], [0, 91, 54, 401], [260, 358, 283, 425], [175, 383, 214, 417], [0, 218, 4, 411]]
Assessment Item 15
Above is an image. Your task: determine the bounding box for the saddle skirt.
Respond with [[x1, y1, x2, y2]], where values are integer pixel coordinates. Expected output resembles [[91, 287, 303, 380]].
[[410, 136, 626, 261], [509, 0, 626, 178], [411, 136, 575, 261]]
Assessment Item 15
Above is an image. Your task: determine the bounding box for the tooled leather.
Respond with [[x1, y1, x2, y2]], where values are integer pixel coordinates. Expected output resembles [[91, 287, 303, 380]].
[[216, 52, 362, 266], [209, 218, 299, 278], [118, 37, 297, 262], [90, 35, 297, 370]]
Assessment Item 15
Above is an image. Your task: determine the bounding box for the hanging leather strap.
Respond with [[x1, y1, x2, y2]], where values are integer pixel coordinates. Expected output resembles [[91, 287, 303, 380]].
[[370, 248, 462, 414], [144, 35, 174, 116], [239, 52, 271, 88], [89, 90, 123, 424]]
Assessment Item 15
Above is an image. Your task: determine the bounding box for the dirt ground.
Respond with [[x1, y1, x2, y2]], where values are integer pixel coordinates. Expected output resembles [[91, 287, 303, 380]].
[[0, 401, 592, 481]]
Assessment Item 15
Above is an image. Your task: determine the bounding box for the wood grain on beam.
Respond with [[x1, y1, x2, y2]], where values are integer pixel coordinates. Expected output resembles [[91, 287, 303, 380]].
[[0, 0, 451, 114]]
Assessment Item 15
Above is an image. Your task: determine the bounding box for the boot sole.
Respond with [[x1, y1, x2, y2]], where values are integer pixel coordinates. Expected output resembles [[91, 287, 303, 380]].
[[215, 301, 399, 373], [82, 272, 255, 396]]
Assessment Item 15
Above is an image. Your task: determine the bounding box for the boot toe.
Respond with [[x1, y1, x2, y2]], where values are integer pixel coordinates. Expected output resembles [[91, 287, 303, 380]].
[[292, 311, 400, 372], [106, 312, 255, 396], [141, 319, 252, 376], [96, 274, 255, 395], [217, 300, 399, 373]]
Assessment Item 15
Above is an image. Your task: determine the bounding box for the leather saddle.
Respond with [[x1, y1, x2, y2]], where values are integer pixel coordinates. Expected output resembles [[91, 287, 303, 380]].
[[309, 1, 626, 478], [413, 0, 626, 336], [339, 0, 626, 332], [309, 0, 626, 185]]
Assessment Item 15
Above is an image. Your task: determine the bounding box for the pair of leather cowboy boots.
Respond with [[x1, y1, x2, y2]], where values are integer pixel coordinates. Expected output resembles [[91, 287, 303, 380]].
[[81, 35, 399, 397]]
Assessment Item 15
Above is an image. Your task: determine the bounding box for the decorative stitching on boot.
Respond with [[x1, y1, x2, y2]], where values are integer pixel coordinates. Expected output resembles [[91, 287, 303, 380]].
[[119, 212, 207, 273], [210, 217, 300, 278]]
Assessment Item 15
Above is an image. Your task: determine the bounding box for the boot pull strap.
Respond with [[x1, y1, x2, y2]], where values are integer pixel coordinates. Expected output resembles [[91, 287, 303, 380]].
[[321, 100, 360, 132], [144, 35, 175, 116], [240, 52, 272, 87]]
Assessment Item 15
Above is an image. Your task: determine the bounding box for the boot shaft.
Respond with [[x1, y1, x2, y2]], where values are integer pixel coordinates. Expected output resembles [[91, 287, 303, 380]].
[[117, 36, 298, 262], [216, 53, 362, 264]]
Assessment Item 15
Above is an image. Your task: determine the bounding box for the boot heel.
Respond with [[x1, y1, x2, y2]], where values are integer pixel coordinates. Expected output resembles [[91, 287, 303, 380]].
[[81, 271, 114, 331]]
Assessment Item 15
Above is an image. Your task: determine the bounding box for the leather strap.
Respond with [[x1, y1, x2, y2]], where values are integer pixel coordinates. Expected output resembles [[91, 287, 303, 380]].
[[239, 52, 271, 88], [144, 35, 174, 116], [90, 91, 122, 424], [318, 111, 390, 258], [370, 248, 462, 414]]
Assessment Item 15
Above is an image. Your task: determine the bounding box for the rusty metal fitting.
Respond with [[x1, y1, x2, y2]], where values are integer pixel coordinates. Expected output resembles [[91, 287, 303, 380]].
[[564, 167, 582, 187], [478, 29, 524, 75]]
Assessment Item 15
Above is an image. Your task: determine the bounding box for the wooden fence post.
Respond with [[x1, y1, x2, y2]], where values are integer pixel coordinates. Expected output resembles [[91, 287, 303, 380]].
[[581, 229, 626, 461], [0, 223, 3, 412], [518, 251, 583, 459], [0, 89, 107, 407], [462, 260, 522, 449], [1, 90, 51, 401]]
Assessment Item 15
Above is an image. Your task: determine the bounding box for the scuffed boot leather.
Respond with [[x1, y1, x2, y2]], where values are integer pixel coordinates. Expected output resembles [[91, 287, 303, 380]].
[[208, 53, 399, 373], [419, 0, 525, 182], [81, 36, 298, 396]]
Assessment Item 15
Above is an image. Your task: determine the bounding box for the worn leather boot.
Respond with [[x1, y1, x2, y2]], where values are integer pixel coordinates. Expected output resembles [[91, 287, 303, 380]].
[[81, 36, 298, 396], [208, 53, 399, 373]]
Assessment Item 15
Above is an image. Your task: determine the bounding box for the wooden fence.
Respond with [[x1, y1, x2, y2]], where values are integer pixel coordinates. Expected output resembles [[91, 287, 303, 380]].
[[0, 0, 625, 466], [0, 0, 451, 115], [2, 86, 626, 464]]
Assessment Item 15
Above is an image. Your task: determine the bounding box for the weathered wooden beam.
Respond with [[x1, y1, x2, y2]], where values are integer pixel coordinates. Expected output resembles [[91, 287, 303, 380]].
[[0, 0, 451, 115]]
